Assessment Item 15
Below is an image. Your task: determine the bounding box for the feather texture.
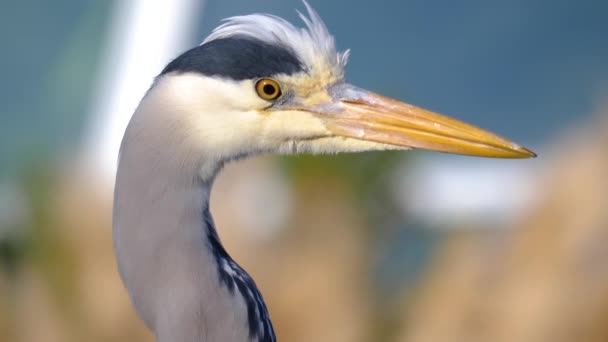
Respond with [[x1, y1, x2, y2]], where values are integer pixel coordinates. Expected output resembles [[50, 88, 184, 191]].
[[203, 1, 349, 82]]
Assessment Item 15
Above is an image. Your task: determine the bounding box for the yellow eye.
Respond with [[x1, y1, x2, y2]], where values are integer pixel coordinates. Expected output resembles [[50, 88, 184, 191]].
[[255, 78, 282, 101]]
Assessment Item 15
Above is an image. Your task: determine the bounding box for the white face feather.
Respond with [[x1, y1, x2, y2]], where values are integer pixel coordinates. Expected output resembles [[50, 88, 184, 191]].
[[141, 72, 398, 180], [202, 1, 350, 85], [133, 3, 399, 181]]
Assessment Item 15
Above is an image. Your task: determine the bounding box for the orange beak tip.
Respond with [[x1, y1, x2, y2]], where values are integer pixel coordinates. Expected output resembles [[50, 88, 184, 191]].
[[521, 147, 537, 158]]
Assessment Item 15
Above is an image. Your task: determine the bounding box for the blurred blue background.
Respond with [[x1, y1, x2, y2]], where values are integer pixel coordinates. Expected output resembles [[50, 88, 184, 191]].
[[1, 1, 608, 341]]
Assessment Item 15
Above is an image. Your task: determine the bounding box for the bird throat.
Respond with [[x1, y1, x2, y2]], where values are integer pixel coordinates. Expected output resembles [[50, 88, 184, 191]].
[[202, 201, 276, 342], [114, 140, 276, 341]]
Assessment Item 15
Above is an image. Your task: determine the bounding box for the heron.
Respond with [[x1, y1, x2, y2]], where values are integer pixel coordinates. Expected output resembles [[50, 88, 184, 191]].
[[113, 3, 535, 342]]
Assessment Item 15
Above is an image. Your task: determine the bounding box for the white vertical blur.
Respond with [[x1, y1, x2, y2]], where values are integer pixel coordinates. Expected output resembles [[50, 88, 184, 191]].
[[84, 0, 204, 183], [393, 155, 540, 227]]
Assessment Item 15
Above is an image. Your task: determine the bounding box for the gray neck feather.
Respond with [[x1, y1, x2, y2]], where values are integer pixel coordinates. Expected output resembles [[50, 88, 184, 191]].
[[113, 85, 275, 342]]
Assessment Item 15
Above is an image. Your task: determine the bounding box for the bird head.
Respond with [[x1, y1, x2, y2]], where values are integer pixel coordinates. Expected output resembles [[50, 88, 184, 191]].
[[144, 2, 534, 179]]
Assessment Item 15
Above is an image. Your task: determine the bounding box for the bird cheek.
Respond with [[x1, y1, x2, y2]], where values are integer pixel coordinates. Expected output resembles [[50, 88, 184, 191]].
[[262, 110, 331, 142], [296, 89, 332, 107]]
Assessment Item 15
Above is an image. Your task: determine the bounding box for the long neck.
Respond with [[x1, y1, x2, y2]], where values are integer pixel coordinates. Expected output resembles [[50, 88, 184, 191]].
[[113, 84, 275, 342]]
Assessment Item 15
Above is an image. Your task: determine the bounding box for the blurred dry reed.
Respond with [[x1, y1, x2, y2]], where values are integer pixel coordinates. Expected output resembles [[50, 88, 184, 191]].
[[1, 106, 608, 342], [398, 108, 608, 342]]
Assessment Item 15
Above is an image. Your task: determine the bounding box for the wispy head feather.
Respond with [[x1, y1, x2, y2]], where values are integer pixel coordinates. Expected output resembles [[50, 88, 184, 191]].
[[202, 1, 349, 82]]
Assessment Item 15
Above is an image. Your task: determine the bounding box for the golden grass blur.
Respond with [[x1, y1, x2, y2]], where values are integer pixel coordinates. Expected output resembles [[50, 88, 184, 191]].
[[398, 108, 608, 342]]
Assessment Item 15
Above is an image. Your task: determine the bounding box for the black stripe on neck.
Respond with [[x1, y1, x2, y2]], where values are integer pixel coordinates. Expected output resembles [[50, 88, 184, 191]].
[[203, 205, 276, 342]]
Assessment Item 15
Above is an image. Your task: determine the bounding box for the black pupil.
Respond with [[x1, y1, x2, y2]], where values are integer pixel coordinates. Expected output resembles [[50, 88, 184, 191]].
[[263, 84, 276, 96]]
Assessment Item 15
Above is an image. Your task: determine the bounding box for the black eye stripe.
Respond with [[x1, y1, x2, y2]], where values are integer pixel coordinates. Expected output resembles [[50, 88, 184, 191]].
[[161, 37, 304, 80]]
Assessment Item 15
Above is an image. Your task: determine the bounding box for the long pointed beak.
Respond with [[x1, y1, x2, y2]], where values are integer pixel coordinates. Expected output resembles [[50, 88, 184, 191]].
[[312, 84, 536, 158]]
